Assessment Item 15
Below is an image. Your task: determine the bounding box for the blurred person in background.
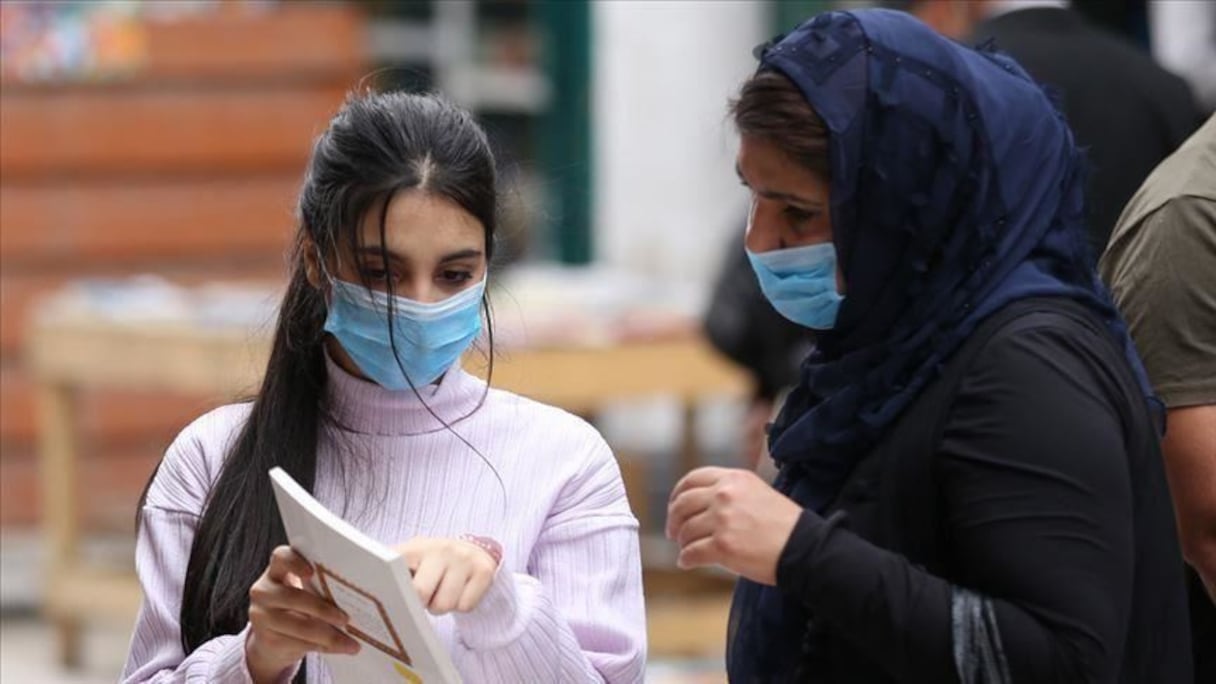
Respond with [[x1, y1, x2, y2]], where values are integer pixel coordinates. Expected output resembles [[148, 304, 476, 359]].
[[704, 233, 810, 469], [122, 92, 646, 684], [668, 9, 1191, 682], [895, 0, 1201, 254], [1100, 113, 1216, 684], [1151, 0, 1216, 114]]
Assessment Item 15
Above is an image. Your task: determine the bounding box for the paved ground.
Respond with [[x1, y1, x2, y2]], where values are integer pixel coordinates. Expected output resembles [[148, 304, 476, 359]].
[[0, 617, 726, 683]]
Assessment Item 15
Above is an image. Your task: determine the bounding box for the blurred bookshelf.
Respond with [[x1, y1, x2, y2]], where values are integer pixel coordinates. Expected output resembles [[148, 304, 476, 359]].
[[360, 0, 592, 265]]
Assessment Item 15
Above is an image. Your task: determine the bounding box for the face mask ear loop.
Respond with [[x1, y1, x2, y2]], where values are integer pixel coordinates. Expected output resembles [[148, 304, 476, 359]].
[[315, 245, 336, 286], [314, 246, 345, 318]]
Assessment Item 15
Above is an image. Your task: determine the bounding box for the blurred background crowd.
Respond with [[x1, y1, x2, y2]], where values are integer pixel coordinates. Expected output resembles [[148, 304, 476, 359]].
[[0, 1, 1211, 681]]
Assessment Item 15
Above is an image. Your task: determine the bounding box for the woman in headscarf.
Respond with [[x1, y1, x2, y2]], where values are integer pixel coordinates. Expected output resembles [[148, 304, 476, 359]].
[[666, 9, 1192, 683]]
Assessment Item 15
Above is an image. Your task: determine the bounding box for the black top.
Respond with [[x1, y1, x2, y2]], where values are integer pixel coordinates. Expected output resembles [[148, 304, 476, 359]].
[[772, 298, 1191, 682], [972, 7, 1201, 253]]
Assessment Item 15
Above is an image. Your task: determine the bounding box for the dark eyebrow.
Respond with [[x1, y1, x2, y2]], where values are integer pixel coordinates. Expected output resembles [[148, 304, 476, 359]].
[[734, 160, 822, 206], [354, 245, 404, 263], [354, 246, 483, 264], [736, 163, 824, 208], [438, 248, 482, 263], [760, 190, 824, 208]]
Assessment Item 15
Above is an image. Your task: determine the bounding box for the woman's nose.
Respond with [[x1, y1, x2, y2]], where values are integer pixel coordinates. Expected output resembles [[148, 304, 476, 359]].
[[395, 277, 436, 303], [745, 199, 780, 253]]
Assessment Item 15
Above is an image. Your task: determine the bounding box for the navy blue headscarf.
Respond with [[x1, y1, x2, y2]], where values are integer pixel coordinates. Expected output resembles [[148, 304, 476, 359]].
[[727, 9, 1156, 682]]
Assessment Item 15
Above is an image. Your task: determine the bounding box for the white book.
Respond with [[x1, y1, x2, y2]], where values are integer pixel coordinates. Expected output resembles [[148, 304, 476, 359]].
[[269, 467, 461, 684]]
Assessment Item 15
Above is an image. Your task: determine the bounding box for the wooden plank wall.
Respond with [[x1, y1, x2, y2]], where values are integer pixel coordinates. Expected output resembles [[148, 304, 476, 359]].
[[0, 3, 367, 530]]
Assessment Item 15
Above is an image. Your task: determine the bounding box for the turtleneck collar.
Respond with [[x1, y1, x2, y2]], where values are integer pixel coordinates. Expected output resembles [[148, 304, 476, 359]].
[[324, 351, 488, 436]]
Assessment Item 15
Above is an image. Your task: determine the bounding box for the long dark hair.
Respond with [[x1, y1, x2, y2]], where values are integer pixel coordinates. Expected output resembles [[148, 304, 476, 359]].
[[171, 91, 499, 660]]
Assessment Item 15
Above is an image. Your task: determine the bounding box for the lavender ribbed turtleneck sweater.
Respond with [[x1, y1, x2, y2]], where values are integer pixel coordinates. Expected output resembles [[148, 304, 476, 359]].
[[122, 354, 647, 683]]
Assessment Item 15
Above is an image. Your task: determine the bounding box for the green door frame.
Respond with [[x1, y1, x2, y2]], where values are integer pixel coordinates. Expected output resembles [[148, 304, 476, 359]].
[[540, 0, 593, 264]]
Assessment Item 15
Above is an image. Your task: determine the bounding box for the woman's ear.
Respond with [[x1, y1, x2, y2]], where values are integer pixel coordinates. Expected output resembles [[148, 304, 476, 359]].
[[302, 237, 323, 289]]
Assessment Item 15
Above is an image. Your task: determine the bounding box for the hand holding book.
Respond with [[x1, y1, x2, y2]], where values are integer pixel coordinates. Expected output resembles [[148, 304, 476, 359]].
[[244, 545, 362, 684], [269, 468, 463, 683]]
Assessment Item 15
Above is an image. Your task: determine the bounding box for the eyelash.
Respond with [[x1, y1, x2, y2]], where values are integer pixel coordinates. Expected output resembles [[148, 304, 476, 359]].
[[361, 267, 393, 283], [362, 267, 472, 284], [440, 270, 473, 284], [742, 187, 820, 227], [784, 206, 818, 227]]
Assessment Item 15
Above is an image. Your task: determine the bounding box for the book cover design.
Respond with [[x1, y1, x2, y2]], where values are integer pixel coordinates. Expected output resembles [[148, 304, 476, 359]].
[[316, 564, 411, 665]]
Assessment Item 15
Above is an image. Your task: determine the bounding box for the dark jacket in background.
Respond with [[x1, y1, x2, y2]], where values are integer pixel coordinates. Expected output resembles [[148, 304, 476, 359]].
[[705, 8, 1199, 401], [972, 6, 1200, 253]]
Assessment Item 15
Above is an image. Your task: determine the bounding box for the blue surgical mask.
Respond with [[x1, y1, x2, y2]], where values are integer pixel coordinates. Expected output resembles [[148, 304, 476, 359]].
[[323, 277, 486, 389], [746, 242, 844, 330]]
